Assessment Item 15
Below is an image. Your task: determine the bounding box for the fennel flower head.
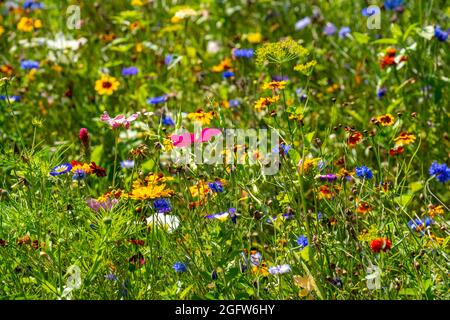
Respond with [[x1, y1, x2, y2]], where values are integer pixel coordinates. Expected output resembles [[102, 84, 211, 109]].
[[255, 38, 310, 66]]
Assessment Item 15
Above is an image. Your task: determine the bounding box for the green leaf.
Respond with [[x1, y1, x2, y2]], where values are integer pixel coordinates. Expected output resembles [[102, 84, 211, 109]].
[[399, 288, 417, 296], [394, 193, 414, 207], [352, 32, 370, 45], [300, 246, 310, 262], [90, 145, 103, 165], [141, 158, 155, 171], [390, 23, 403, 40], [179, 284, 194, 299], [344, 109, 364, 124], [371, 38, 398, 45], [409, 181, 423, 193]]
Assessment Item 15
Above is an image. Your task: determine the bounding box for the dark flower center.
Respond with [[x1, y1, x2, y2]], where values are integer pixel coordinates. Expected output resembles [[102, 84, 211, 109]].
[[102, 81, 112, 89]]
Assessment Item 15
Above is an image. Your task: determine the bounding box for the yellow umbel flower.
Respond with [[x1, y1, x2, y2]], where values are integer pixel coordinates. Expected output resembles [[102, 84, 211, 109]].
[[256, 38, 309, 66], [95, 75, 120, 96], [294, 60, 317, 75]]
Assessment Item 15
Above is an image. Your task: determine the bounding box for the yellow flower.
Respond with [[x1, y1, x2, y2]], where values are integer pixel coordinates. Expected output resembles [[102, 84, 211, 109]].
[[17, 17, 42, 32], [394, 131, 416, 146], [71, 163, 93, 174], [27, 69, 38, 81], [95, 75, 120, 96], [254, 96, 280, 111], [211, 57, 232, 73], [0, 26, 4, 37], [130, 174, 175, 200], [187, 110, 215, 125], [131, 0, 145, 5], [135, 42, 143, 53], [246, 32, 262, 44], [375, 114, 395, 126], [262, 81, 287, 90], [256, 38, 309, 66], [294, 60, 317, 75], [17, 17, 34, 32], [297, 157, 320, 174], [428, 205, 444, 218]]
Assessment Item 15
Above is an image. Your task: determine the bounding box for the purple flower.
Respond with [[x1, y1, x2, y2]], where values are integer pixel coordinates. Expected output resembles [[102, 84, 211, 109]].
[[295, 17, 311, 30], [50, 163, 72, 176], [153, 198, 171, 213], [121, 66, 138, 76], [319, 174, 337, 182], [20, 60, 39, 70], [362, 6, 380, 16], [269, 264, 291, 275], [161, 114, 175, 126], [165, 54, 174, 65], [120, 160, 135, 169], [434, 26, 448, 42], [323, 22, 337, 36], [339, 26, 351, 39], [228, 99, 240, 108], [147, 95, 168, 105], [232, 49, 254, 59], [86, 197, 118, 212]]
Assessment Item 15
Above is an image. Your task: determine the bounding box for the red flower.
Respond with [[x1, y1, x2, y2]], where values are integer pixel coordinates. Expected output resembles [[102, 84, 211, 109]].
[[370, 238, 392, 253], [347, 131, 363, 146], [389, 146, 404, 156], [79, 128, 89, 145]]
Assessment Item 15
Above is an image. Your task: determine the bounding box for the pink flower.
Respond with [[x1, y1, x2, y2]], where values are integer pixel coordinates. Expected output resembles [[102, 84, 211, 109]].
[[86, 197, 118, 212], [100, 111, 139, 129], [170, 128, 222, 148]]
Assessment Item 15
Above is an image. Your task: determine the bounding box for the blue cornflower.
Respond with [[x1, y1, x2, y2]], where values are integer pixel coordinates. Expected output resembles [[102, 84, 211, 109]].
[[222, 71, 235, 78], [0, 95, 21, 102], [20, 60, 39, 70], [209, 180, 224, 193], [384, 0, 404, 10], [317, 212, 323, 221], [228, 99, 240, 108], [172, 262, 187, 273], [296, 235, 308, 250], [211, 270, 218, 280], [72, 169, 87, 181], [434, 26, 448, 42], [429, 161, 450, 183], [408, 216, 433, 233], [50, 163, 72, 176], [153, 198, 171, 213], [339, 27, 351, 39], [120, 160, 135, 169], [147, 95, 168, 105], [295, 17, 311, 30], [165, 54, 173, 65], [324, 22, 337, 36], [377, 87, 387, 99], [355, 166, 373, 179], [161, 114, 175, 126], [362, 7, 380, 16], [272, 75, 288, 82], [121, 66, 138, 76], [229, 207, 237, 224], [272, 144, 291, 155], [23, 0, 44, 10], [233, 49, 254, 59]]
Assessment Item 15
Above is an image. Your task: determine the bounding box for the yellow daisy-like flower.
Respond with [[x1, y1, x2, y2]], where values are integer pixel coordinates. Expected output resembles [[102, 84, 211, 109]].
[[0, 26, 4, 37], [130, 174, 175, 200], [262, 81, 287, 90], [375, 114, 395, 126], [17, 17, 42, 32], [95, 75, 120, 96], [394, 131, 416, 146], [297, 157, 320, 174], [246, 32, 262, 44], [254, 96, 280, 111], [427, 205, 444, 218], [187, 110, 215, 125]]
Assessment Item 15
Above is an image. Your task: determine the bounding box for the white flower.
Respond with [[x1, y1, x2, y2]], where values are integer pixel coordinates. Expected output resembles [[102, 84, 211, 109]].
[[146, 213, 180, 233], [61, 265, 82, 300], [365, 264, 381, 290], [207, 41, 220, 54]]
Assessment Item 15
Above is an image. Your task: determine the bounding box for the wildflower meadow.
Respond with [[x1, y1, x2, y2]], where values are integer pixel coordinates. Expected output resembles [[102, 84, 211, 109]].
[[0, 0, 449, 301]]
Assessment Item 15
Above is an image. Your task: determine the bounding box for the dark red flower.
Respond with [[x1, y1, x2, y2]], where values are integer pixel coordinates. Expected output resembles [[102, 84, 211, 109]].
[[89, 162, 106, 177], [79, 128, 89, 145]]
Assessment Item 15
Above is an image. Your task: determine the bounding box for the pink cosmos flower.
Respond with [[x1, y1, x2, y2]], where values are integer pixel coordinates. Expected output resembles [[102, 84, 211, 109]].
[[170, 128, 222, 148], [100, 111, 139, 129]]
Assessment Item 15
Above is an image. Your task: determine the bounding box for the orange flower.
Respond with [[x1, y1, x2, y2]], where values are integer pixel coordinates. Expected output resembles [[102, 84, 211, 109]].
[[357, 201, 372, 214], [394, 132, 416, 146], [389, 146, 404, 156], [262, 81, 287, 90], [254, 96, 279, 111], [318, 185, 334, 200], [17, 17, 42, 32], [427, 205, 444, 218], [212, 58, 232, 72]]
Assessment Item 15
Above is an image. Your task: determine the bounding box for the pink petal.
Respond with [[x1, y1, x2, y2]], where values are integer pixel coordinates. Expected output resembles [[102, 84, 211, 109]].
[[198, 128, 222, 143], [100, 111, 111, 122], [171, 132, 195, 148]]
